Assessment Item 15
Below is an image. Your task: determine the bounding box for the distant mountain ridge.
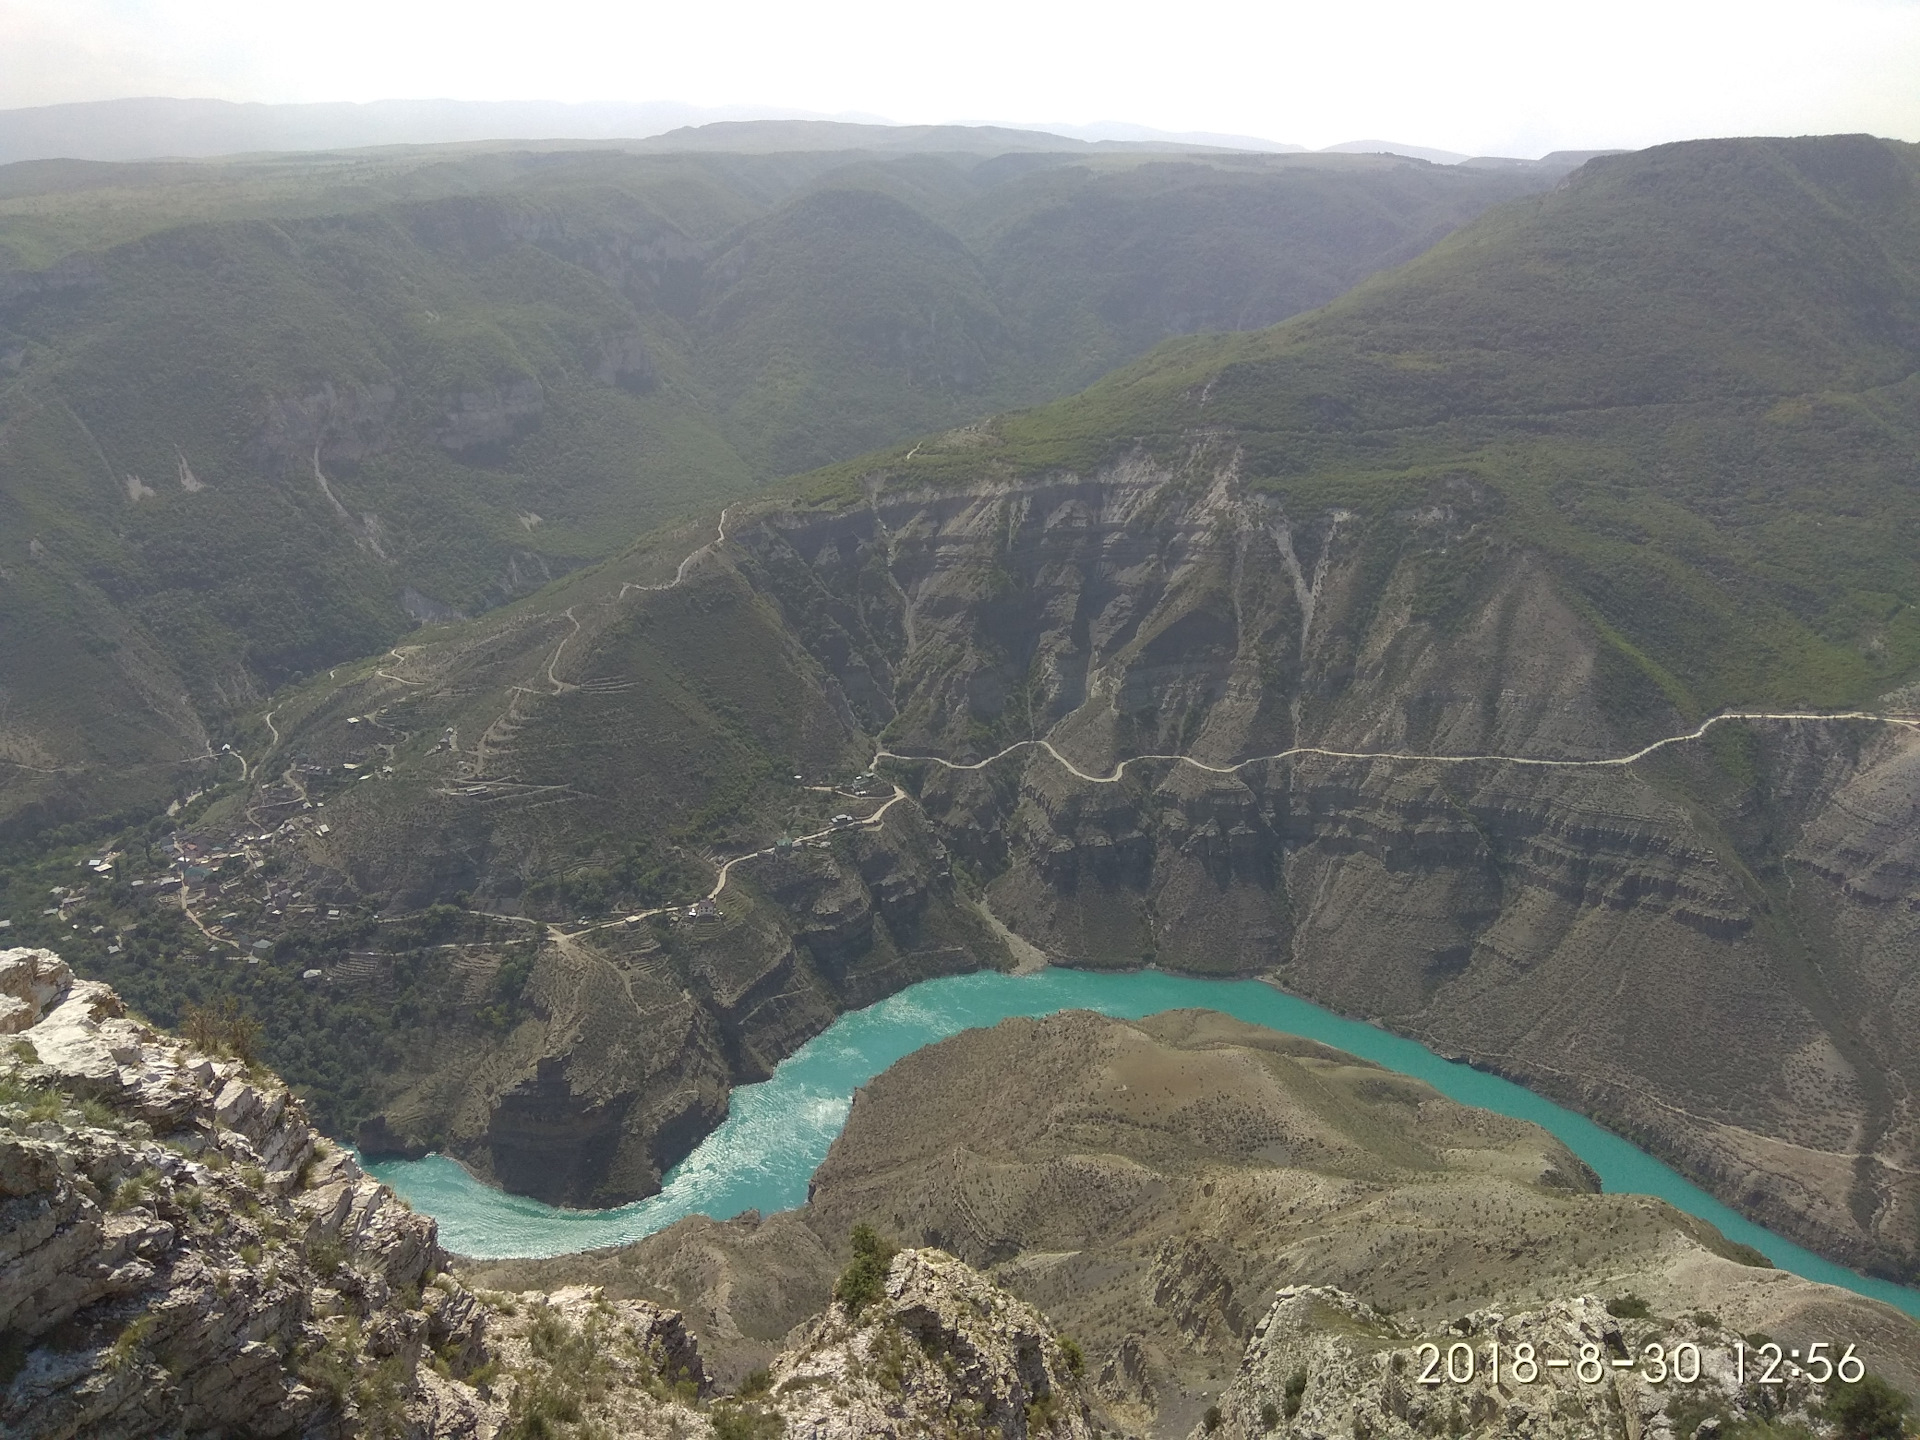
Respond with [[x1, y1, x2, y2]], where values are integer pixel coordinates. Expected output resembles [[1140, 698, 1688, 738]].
[[0, 98, 1608, 174], [0, 97, 810, 164], [0, 100, 1286, 165]]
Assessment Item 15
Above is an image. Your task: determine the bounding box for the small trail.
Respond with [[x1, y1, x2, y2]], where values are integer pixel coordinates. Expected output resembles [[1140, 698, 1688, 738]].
[[262, 710, 280, 751], [544, 609, 582, 694], [454, 507, 737, 780], [877, 709, 1920, 786], [560, 786, 911, 940], [619, 505, 737, 599], [374, 646, 427, 687], [177, 887, 222, 947]]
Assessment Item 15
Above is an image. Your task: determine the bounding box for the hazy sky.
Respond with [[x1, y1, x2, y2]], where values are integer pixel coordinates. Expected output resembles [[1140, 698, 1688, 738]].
[[3, 0, 1917, 156]]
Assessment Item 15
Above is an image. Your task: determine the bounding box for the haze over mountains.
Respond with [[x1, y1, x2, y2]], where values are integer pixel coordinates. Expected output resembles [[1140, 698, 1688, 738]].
[[5, 110, 1920, 1437], [0, 97, 1600, 170]]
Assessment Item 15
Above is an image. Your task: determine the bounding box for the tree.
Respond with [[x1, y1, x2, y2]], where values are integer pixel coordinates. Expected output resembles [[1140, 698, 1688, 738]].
[[832, 1224, 897, 1315]]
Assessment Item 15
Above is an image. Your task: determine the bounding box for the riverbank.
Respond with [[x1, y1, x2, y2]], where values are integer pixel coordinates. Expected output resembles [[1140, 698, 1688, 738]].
[[366, 967, 1920, 1320]]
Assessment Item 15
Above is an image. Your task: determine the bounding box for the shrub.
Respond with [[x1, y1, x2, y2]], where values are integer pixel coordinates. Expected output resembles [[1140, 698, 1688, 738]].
[[295, 1339, 354, 1406], [182, 996, 260, 1062], [833, 1224, 897, 1316], [79, 1096, 117, 1128], [307, 1235, 346, 1277], [1606, 1293, 1652, 1320], [1203, 1403, 1223, 1431], [355, 1355, 412, 1439], [1261, 1399, 1281, 1429], [711, 1402, 785, 1440], [1026, 1392, 1060, 1431], [1285, 1365, 1309, 1418], [1057, 1334, 1084, 1377], [1826, 1374, 1911, 1440], [26, 1089, 63, 1122], [503, 1379, 582, 1440], [109, 1170, 157, 1212], [107, 1314, 155, 1372]]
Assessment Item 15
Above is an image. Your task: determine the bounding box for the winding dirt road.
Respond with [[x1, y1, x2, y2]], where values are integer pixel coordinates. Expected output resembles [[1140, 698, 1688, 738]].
[[246, 498, 1920, 938], [875, 708, 1920, 786]]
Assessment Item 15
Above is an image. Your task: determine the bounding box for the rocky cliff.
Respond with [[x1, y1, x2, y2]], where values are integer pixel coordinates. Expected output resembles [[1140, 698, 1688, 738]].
[[764, 1247, 1101, 1439], [2, 944, 1122, 1437], [179, 453, 1920, 1271], [1, 946, 503, 1437], [731, 469, 1920, 1282]]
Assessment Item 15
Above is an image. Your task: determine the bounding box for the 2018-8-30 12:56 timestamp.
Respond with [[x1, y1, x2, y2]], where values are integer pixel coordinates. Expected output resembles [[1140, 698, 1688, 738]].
[[1412, 1339, 1866, 1387]]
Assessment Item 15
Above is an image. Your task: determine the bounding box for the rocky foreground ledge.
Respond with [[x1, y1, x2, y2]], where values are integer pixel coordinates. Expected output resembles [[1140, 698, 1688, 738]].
[[2, 946, 506, 1436], [0, 947, 1107, 1438], [1200, 1285, 1898, 1440]]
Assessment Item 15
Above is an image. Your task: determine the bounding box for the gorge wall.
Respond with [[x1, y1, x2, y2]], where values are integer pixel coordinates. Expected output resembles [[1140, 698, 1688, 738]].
[[727, 469, 1920, 1280], [195, 452, 1920, 1286]]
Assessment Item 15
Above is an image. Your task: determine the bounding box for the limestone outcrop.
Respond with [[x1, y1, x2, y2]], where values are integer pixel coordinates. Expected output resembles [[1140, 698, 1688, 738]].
[[763, 1247, 1101, 1439], [3, 947, 1118, 1438], [0, 947, 496, 1438], [1201, 1286, 1858, 1440]]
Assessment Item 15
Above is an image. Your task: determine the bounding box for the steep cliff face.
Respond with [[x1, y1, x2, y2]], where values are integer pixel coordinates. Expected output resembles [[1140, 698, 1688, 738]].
[[5, 976, 1121, 1440], [185, 443, 1920, 1265], [717, 469, 1920, 1280], [0, 948, 496, 1437], [350, 801, 1008, 1208]]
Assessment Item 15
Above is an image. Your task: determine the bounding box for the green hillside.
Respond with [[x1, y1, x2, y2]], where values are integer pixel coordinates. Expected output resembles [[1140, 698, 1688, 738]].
[[809, 134, 1920, 718], [0, 138, 1542, 835]]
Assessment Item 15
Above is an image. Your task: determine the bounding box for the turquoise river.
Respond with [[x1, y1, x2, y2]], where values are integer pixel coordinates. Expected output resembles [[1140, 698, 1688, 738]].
[[365, 967, 1920, 1318]]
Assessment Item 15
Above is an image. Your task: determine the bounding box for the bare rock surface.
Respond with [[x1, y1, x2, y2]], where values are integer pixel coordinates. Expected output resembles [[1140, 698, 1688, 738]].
[[764, 1247, 1102, 1439], [3, 949, 1124, 1438], [1201, 1285, 1868, 1440], [1, 950, 496, 1438]]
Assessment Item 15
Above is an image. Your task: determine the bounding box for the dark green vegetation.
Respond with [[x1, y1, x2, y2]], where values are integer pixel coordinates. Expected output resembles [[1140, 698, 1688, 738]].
[[1827, 1374, 1912, 1439], [833, 1224, 899, 1315], [0, 131, 1541, 837]]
